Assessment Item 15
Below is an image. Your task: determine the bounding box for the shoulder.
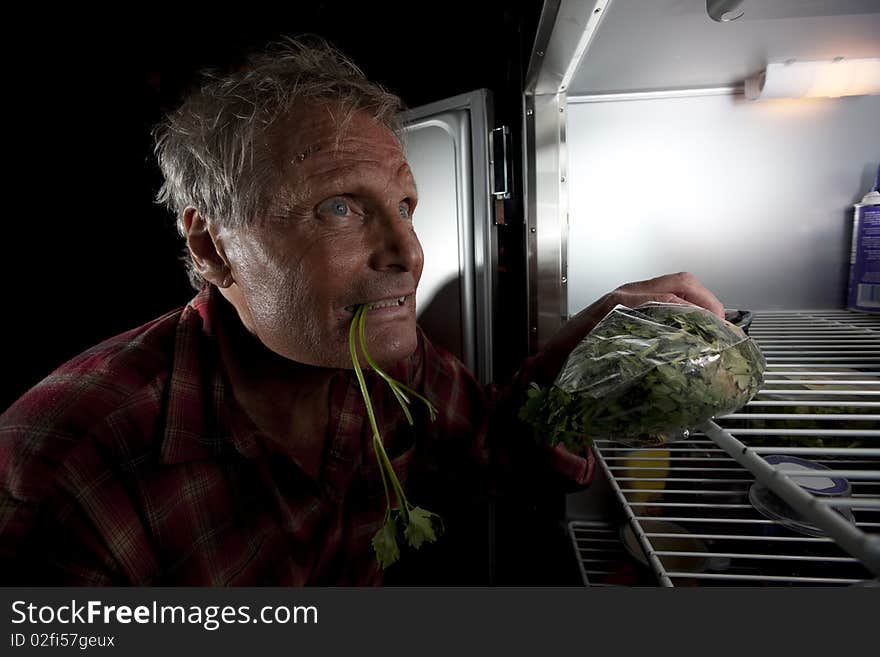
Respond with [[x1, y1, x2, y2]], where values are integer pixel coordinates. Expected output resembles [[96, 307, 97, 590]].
[[0, 306, 186, 501]]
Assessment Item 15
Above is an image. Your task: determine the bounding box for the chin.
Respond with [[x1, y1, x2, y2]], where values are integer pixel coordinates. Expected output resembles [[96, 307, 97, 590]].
[[368, 331, 418, 369], [286, 328, 417, 371]]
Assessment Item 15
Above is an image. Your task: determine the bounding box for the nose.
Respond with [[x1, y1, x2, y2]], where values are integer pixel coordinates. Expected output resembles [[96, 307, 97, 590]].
[[367, 205, 423, 275]]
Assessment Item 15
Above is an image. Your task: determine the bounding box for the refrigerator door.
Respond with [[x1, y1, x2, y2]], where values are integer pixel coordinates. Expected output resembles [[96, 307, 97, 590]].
[[401, 90, 496, 384]]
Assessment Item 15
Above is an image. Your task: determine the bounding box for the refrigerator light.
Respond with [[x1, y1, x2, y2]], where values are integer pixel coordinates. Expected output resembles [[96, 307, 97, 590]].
[[745, 58, 880, 100]]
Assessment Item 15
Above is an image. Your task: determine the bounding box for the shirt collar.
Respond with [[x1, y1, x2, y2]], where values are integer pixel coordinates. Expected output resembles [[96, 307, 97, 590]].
[[158, 284, 425, 465], [160, 284, 262, 464]]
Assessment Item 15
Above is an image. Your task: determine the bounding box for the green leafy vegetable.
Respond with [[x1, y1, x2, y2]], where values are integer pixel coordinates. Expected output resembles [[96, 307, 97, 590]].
[[349, 305, 444, 569], [403, 506, 442, 549], [519, 303, 766, 450], [372, 512, 403, 570]]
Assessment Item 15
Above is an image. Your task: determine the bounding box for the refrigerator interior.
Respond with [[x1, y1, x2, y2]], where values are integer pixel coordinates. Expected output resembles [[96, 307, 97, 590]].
[[524, 0, 880, 585], [565, 92, 880, 312]]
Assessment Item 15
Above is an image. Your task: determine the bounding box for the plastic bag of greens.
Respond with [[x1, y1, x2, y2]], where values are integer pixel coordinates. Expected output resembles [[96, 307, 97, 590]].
[[519, 302, 766, 449]]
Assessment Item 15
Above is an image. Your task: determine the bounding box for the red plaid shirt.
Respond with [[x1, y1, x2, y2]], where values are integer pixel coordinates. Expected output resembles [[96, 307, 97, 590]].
[[0, 286, 592, 585]]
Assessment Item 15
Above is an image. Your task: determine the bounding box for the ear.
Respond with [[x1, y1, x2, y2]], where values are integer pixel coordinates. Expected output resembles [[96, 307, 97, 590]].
[[182, 208, 232, 287]]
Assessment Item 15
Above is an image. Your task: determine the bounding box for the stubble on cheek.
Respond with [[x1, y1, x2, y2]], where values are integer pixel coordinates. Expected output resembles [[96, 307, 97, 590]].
[[246, 238, 352, 365]]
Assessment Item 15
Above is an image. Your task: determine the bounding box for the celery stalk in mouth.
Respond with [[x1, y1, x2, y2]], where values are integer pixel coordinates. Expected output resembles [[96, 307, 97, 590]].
[[348, 305, 444, 569]]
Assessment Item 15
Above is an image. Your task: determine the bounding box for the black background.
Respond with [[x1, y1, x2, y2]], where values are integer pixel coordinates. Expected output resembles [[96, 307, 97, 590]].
[[4, 2, 581, 585]]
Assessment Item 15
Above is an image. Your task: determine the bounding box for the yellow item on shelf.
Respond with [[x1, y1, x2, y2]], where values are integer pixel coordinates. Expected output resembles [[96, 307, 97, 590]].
[[620, 449, 671, 503]]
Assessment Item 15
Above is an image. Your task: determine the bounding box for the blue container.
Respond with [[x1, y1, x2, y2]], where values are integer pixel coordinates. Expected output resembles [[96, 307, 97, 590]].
[[847, 164, 880, 312]]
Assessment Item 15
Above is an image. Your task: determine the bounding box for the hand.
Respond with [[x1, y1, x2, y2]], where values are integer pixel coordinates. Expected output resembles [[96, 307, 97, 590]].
[[537, 272, 724, 382]]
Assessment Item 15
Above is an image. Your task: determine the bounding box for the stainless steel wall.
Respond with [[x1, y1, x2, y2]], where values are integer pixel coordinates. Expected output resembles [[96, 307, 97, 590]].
[[564, 91, 880, 313], [402, 90, 496, 384], [406, 113, 470, 365]]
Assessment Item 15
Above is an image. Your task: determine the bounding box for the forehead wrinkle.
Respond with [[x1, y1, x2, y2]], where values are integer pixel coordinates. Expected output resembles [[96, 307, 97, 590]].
[[298, 152, 414, 194], [284, 126, 404, 170], [291, 140, 404, 169], [283, 114, 402, 160], [268, 118, 412, 219]]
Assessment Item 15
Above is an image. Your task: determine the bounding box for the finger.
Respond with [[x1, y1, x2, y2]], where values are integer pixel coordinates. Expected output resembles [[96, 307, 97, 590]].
[[621, 272, 724, 318], [676, 279, 725, 319], [618, 291, 693, 308]]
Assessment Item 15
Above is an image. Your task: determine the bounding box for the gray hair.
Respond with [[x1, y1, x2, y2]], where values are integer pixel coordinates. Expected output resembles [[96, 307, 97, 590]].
[[154, 36, 406, 289]]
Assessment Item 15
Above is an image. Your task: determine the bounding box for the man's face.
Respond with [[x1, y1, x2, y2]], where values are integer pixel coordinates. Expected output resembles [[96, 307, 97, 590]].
[[217, 107, 423, 369]]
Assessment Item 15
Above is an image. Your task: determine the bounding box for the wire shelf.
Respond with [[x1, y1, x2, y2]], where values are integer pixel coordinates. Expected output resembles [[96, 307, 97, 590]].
[[570, 310, 880, 587]]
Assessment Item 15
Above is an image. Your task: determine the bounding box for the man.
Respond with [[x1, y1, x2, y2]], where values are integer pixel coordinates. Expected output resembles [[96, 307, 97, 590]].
[[0, 38, 723, 585]]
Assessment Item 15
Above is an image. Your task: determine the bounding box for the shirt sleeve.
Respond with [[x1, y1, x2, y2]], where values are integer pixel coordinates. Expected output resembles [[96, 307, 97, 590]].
[[486, 350, 595, 491], [412, 332, 593, 502], [0, 425, 125, 586]]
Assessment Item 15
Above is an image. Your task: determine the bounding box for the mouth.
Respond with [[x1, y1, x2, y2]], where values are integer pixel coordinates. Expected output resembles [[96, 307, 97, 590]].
[[345, 294, 411, 314]]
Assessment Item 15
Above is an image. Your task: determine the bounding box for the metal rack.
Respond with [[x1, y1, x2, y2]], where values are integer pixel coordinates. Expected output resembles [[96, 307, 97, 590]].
[[570, 310, 880, 586]]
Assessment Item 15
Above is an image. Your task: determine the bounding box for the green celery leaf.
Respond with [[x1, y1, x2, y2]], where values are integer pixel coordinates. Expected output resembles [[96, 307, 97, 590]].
[[404, 506, 444, 549], [372, 515, 402, 569], [519, 303, 766, 447]]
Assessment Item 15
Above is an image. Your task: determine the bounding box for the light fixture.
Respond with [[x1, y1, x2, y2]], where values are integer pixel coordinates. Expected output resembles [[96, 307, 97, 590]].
[[708, 0, 880, 22], [707, 0, 744, 23], [745, 58, 880, 100]]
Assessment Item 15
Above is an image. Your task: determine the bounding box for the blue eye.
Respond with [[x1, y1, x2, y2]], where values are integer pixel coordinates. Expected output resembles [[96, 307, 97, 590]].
[[398, 203, 411, 219], [318, 197, 356, 219]]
